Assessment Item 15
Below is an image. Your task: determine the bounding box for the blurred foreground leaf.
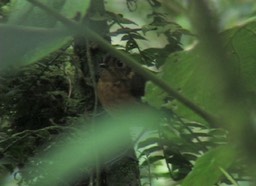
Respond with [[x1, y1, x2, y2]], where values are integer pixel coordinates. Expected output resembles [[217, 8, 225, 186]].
[[0, 25, 70, 69], [22, 107, 159, 186], [0, 0, 90, 69]]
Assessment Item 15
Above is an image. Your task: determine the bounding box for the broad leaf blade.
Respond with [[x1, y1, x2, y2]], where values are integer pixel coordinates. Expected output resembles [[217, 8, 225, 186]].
[[0, 0, 90, 69], [24, 107, 160, 185], [0, 25, 70, 69], [182, 145, 235, 186], [144, 21, 256, 123]]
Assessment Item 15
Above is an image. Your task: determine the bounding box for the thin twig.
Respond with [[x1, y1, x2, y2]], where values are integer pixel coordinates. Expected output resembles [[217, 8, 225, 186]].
[[219, 167, 239, 186]]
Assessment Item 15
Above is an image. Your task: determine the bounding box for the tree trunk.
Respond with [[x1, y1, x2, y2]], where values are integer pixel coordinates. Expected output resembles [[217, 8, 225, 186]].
[[73, 0, 141, 185]]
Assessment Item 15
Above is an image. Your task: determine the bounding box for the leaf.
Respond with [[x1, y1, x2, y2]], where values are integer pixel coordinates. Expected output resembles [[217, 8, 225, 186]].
[[121, 33, 147, 41], [0, 25, 70, 69], [138, 146, 162, 158], [129, 33, 147, 40], [141, 47, 172, 67], [185, 121, 208, 129], [162, 128, 185, 145], [140, 155, 164, 167], [24, 107, 160, 185], [121, 34, 131, 41], [110, 27, 134, 36], [208, 129, 228, 137], [177, 28, 195, 36], [210, 137, 227, 145], [167, 153, 191, 166], [221, 21, 256, 93], [9, 0, 65, 27], [137, 137, 160, 149], [181, 145, 235, 186], [117, 16, 138, 25], [107, 12, 138, 25], [182, 152, 198, 161], [141, 25, 157, 35], [144, 21, 256, 123], [0, 0, 90, 69], [142, 81, 168, 109], [8, 0, 89, 27], [189, 132, 210, 138]]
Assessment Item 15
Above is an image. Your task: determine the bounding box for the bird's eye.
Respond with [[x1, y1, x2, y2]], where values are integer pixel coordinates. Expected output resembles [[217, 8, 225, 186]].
[[115, 60, 126, 68]]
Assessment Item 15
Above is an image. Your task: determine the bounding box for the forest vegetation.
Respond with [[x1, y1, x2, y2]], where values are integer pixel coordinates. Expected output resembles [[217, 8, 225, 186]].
[[0, 0, 256, 186]]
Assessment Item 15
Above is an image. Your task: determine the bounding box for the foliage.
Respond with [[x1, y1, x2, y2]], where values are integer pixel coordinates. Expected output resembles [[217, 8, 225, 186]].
[[0, 0, 90, 69], [182, 145, 235, 186], [0, 0, 256, 186], [144, 21, 256, 123], [0, 49, 93, 184]]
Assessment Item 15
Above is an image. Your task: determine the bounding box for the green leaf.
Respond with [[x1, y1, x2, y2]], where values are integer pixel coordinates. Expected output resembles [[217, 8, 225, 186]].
[[139, 146, 162, 158], [116, 15, 138, 25], [142, 81, 168, 109], [24, 106, 160, 185], [0, 0, 90, 69], [182, 152, 198, 161], [121, 33, 147, 41], [144, 21, 256, 123], [8, 0, 89, 27], [221, 21, 256, 93], [0, 25, 71, 69], [140, 155, 164, 167], [137, 137, 161, 149], [9, 0, 65, 27], [181, 145, 235, 186], [185, 121, 208, 129]]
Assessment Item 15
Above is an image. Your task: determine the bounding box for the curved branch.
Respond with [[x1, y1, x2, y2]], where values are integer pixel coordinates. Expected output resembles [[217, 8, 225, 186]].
[[27, 0, 218, 127]]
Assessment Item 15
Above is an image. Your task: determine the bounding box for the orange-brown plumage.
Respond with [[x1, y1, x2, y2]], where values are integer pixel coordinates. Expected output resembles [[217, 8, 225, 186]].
[[97, 55, 145, 112]]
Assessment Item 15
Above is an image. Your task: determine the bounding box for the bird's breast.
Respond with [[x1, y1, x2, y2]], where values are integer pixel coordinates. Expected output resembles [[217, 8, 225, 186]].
[[97, 79, 137, 111]]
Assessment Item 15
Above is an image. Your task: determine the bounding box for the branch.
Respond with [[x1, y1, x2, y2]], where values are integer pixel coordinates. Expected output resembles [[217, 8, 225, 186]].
[[26, 0, 218, 127]]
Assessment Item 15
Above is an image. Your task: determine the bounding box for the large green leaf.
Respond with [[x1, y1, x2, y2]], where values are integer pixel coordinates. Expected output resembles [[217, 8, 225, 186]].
[[144, 21, 256, 123], [182, 146, 235, 186], [19, 107, 160, 186], [221, 22, 256, 93], [143, 48, 223, 123], [0, 25, 70, 69], [0, 0, 90, 69], [181, 145, 235, 186]]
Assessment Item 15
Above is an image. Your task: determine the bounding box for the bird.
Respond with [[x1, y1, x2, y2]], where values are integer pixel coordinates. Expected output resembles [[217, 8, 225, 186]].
[[97, 54, 146, 113]]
